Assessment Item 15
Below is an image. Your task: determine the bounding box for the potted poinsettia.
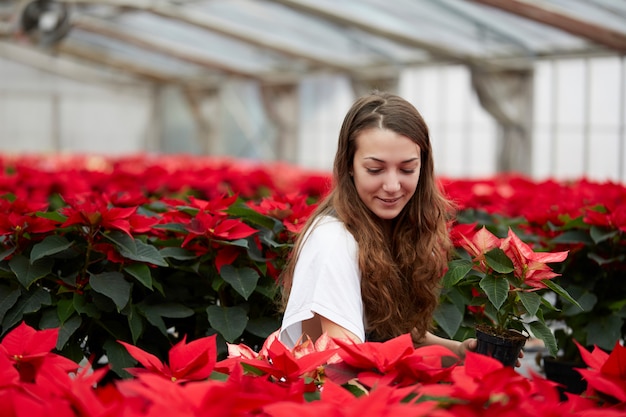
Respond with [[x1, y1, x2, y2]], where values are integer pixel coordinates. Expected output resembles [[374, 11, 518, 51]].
[[437, 225, 581, 366]]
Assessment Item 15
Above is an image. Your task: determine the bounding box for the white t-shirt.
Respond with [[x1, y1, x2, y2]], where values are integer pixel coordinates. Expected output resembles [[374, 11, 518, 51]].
[[279, 215, 365, 348]]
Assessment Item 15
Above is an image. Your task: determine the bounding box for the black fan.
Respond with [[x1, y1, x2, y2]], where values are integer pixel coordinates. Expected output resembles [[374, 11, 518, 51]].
[[20, 0, 71, 46]]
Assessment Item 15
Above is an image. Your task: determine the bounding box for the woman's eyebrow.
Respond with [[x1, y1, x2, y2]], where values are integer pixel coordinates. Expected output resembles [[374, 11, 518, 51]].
[[363, 156, 420, 163]]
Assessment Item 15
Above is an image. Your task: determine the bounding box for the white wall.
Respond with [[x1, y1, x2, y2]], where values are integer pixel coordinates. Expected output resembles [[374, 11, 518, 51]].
[[0, 58, 152, 155]]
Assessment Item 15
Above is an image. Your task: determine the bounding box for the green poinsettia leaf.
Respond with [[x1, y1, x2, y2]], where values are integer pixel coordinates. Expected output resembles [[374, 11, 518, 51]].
[[206, 305, 248, 343], [221, 265, 259, 300], [105, 232, 168, 267], [442, 259, 473, 288], [56, 314, 82, 351], [433, 302, 464, 339], [30, 235, 73, 262], [484, 248, 514, 274], [528, 320, 558, 357], [123, 263, 153, 289], [518, 291, 542, 317], [9, 255, 53, 289], [589, 225, 618, 244], [542, 279, 582, 311], [479, 274, 509, 311], [89, 271, 132, 311]]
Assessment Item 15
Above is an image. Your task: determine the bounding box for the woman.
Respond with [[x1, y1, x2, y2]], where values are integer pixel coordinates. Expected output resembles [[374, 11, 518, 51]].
[[279, 91, 476, 360]]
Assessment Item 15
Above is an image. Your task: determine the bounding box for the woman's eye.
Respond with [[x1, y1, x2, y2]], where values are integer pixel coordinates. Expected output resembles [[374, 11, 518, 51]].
[[401, 169, 416, 174], [366, 168, 382, 174]]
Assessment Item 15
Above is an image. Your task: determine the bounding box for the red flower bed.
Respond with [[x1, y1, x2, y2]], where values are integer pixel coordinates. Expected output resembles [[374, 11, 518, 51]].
[[1, 321, 625, 416], [0, 153, 625, 415]]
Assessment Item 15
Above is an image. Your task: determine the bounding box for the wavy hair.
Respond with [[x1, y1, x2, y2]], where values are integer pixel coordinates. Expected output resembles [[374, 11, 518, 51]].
[[280, 91, 454, 342]]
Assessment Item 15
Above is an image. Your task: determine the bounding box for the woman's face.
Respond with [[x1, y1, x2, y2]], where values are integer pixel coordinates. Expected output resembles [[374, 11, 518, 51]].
[[352, 128, 421, 220]]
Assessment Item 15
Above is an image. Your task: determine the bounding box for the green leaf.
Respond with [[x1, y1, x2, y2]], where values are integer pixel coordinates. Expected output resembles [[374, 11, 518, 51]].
[[57, 298, 75, 323], [141, 302, 194, 318], [517, 291, 541, 317], [586, 315, 622, 351], [127, 305, 144, 344], [226, 204, 280, 231], [551, 230, 594, 245], [36, 210, 67, 223], [484, 248, 514, 274], [123, 263, 153, 289], [433, 302, 464, 338], [56, 314, 82, 350], [246, 316, 280, 338], [589, 226, 618, 244], [9, 255, 53, 289], [442, 259, 473, 288], [160, 247, 198, 260], [73, 293, 101, 318], [89, 271, 132, 311], [104, 232, 168, 267], [0, 246, 16, 261], [103, 339, 135, 378], [221, 266, 259, 300], [479, 274, 509, 311], [0, 284, 20, 324], [528, 320, 558, 357], [30, 235, 73, 262], [207, 305, 248, 343], [1, 286, 52, 334], [542, 279, 582, 311]]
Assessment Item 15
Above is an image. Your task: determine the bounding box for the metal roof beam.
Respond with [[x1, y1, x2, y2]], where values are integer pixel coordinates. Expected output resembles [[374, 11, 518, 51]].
[[55, 40, 221, 89], [469, 0, 626, 53], [264, 0, 522, 70], [0, 39, 146, 87], [71, 15, 262, 79], [59, 0, 359, 73]]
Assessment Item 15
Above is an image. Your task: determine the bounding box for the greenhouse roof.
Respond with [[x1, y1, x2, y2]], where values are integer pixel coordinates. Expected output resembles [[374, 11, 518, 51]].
[[1, 0, 625, 87]]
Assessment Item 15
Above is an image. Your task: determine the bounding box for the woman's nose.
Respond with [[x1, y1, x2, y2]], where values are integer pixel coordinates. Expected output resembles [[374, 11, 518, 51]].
[[382, 173, 401, 192]]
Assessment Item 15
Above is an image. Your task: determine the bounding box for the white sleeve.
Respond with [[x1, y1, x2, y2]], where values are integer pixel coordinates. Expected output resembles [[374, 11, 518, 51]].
[[279, 216, 364, 348]]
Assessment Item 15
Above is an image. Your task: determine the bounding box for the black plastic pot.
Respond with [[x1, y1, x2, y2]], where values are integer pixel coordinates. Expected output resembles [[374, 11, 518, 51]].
[[475, 325, 527, 367], [543, 357, 587, 400]]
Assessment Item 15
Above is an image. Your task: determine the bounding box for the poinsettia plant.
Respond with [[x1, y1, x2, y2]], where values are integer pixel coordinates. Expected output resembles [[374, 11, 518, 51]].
[[437, 225, 581, 357]]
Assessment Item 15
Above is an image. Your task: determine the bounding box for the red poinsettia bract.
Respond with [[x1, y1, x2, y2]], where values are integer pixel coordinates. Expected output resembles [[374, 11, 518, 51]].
[[118, 334, 217, 383]]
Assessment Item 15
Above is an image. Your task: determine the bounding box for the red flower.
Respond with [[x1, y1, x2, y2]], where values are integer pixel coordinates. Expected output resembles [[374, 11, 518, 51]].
[[0, 322, 77, 382], [182, 210, 257, 247], [61, 194, 157, 237], [576, 340, 626, 404], [455, 226, 501, 273], [118, 334, 217, 383], [500, 228, 569, 290], [237, 338, 338, 385]]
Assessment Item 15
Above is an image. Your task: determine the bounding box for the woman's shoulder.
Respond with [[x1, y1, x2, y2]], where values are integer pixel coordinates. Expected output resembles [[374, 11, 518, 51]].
[[305, 215, 356, 247]]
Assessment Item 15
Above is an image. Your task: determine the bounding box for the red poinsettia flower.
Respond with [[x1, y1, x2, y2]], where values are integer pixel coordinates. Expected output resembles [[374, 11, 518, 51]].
[[61, 194, 157, 237], [333, 333, 416, 374], [118, 334, 217, 383], [182, 210, 258, 247], [584, 204, 626, 233], [500, 228, 569, 290], [0, 199, 59, 248], [0, 322, 77, 383], [456, 226, 501, 273], [248, 193, 317, 234], [237, 338, 338, 385], [576, 340, 626, 404]]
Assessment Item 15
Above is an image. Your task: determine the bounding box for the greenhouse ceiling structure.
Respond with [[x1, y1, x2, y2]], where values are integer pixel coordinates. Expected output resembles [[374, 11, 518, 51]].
[[1, 0, 624, 86], [0, 0, 625, 174]]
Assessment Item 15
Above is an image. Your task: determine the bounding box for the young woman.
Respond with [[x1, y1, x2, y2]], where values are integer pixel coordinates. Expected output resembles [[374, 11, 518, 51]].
[[278, 91, 477, 360]]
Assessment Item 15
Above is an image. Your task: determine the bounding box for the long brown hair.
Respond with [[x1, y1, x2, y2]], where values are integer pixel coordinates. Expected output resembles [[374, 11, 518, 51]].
[[280, 91, 453, 341]]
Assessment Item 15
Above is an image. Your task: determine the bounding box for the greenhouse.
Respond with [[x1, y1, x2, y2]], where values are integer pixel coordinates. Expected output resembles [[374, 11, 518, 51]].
[[0, 1, 625, 415]]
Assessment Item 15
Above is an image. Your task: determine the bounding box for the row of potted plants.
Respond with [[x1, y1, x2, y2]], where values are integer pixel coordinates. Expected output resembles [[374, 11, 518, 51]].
[[0, 153, 624, 384], [2, 320, 625, 415]]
